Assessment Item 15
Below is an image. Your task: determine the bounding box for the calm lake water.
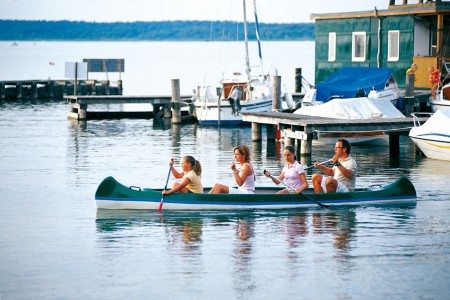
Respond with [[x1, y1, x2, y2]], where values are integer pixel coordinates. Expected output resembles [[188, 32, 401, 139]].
[[1, 42, 450, 300]]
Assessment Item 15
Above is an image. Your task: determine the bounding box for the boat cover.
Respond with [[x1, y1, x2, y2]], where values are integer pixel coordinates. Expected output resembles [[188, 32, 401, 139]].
[[294, 97, 405, 119], [316, 67, 394, 102]]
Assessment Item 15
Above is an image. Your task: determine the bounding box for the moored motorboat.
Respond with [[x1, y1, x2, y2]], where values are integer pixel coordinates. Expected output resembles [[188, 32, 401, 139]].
[[294, 97, 405, 145], [409, 108, 450, 161], [429, 82, 450, 112], [302, 67, 402, 106], [95, 176, 417, 210]]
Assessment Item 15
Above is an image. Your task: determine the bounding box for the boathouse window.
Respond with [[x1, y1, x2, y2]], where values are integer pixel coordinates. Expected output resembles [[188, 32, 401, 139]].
[[352, 32, 366, 62], [328, 32, 336, 62], [388, 30, 400, 61]]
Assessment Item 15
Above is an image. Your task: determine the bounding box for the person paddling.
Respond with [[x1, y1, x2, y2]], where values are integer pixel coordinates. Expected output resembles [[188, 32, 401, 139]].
[[311, 139, 357, 193], [264, 145, 308, 194], [162, 156, 203, 195], [209, 144, 255, 194]]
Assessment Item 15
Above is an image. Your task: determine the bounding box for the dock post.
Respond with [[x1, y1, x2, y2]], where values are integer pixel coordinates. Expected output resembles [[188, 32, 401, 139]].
[[32, 81, 38, 99], [252, 123, 262, 141], [272, 75, 282, 112], [295, 68, 302, 93], [266, 124, 276, 141], [48, 81, 54, 98], [404, 74, 415, 115], [0, 82, 4, 100], [389, 134, 400, 157], [118, 80, 123, 95], [171, 79, 181, 124], [78, 104, 87, 119], [16, 82, 23, 100], [300, 133, 313, 156]]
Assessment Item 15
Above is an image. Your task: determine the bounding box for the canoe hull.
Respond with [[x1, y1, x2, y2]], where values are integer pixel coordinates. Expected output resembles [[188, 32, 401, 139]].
[[95, 176, 417, 210]]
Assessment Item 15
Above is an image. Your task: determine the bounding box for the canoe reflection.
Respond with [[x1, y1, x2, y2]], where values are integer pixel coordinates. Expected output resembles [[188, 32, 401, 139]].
[[96, 209, 359, 252]]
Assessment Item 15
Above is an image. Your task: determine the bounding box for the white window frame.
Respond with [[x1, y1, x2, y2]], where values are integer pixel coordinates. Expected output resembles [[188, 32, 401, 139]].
[[328, 32, 336, 62], [388, 30, 400, 61], [352, 32, 366, 62]]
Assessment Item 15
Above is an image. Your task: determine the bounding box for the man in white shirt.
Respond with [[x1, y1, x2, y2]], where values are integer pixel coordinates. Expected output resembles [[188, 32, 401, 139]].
[[311, 138, 357, 193]]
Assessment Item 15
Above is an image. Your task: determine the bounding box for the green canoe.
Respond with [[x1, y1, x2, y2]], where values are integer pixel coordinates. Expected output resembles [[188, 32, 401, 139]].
[[95, 176, 417, 210]]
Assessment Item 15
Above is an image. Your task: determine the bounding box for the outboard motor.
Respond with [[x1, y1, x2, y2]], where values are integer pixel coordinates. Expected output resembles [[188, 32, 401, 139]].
[[355, 88, 366, 98]]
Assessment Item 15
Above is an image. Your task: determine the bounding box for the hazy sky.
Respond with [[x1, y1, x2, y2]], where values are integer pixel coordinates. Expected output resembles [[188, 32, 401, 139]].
[[0, 0, 389, 23]]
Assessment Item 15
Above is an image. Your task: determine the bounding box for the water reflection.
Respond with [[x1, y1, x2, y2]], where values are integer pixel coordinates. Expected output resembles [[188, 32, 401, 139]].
[[232, 217, 256, 294]]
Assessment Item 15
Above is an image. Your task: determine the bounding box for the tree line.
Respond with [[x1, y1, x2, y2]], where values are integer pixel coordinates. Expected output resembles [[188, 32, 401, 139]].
[[0, 20, 314, 41]]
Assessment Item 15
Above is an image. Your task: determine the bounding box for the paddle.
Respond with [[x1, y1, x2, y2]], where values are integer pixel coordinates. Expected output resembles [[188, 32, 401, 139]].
[[263, 170, 330, 209], [158, 164, 173, 212], [303, 159, 333, 170]]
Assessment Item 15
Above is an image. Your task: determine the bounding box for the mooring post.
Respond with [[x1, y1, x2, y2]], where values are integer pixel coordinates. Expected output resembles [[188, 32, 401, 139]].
[[48, 81, 54, 98], [272, 75, 282, 112], [404, 74, 415, 116], [118, 80, 123, 95], [252, 123, 262, 141], [295, 68, 302, 93], [0, 82, 5, 100], [266, 124, 276, 141], [32, 81, 38, 98], [171, 79, 181, 123], [16, 82, 23, 100], [389, 134, 400, 157], [300, 133, 313, 156]]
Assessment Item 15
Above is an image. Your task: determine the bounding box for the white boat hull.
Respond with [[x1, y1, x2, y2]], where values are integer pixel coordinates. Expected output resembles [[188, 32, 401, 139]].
[[195, 98, 272, 125], [430, 99, 450, 112], [409, 109, 450, 161], [430, 82, 450, 112]]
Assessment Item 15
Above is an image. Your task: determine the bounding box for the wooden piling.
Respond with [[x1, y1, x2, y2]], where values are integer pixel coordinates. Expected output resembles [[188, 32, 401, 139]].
[[171, 79, 181, 123], [272, 75, 282, 112], [404, 74, 415, 115], [252, 123, 262, 141], [295, 68, 302, 93]]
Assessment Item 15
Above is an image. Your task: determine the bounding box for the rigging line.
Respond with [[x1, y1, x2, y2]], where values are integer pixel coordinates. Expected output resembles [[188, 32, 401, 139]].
[[252, 0, 263, 75]]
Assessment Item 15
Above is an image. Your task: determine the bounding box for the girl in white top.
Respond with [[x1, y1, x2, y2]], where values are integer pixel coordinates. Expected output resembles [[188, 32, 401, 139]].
[[162, 156, 203, 195], [209, 145, 255, 194], [264, 145, 308, 194]]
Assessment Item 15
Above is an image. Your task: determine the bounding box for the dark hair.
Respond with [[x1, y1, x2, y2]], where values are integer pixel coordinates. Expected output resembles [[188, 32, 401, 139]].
[[234, 145, 251, 162], [284, 145, 297, 160], [183, 155, 202, 176], [338, 138, 351, 154]]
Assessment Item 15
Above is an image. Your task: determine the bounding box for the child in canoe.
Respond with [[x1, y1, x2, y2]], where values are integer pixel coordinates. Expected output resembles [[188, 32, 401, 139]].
[[264, 145, 308, 194], [162, 156, 203, 195]]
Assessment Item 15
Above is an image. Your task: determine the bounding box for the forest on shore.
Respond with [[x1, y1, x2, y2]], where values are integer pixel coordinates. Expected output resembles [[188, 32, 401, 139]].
[[0, 20, 315, 41]]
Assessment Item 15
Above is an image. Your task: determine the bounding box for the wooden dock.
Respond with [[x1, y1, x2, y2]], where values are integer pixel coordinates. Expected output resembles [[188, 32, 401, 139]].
[[242, 111, 428, 156], [0, 79, 122, 101], [65, 94, 193, 120]]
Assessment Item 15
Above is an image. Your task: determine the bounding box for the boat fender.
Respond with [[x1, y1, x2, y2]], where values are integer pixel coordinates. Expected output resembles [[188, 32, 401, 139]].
[[283, 92, 294, 109], [302, 88, 316, 104]]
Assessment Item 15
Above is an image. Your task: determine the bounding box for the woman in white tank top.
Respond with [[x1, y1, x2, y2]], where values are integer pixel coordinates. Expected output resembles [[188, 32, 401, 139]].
[[209, 144, 255, 194]]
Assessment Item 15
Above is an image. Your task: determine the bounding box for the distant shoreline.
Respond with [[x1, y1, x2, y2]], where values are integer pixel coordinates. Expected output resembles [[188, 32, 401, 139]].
[[0, 20, 315, 41]]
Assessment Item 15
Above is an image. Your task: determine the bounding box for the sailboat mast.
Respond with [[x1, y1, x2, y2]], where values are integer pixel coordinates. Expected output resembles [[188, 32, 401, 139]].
[[243, 0, 251, 81]]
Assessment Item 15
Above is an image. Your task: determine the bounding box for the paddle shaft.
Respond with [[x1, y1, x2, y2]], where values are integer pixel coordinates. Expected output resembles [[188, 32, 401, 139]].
[[304, 159, 333, 170], [264, 170, 330, 209], [158, 165, 173, 212]]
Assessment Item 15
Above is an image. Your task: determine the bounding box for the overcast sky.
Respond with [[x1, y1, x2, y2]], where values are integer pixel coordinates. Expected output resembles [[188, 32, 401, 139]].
[[0, 0, 389, 23]]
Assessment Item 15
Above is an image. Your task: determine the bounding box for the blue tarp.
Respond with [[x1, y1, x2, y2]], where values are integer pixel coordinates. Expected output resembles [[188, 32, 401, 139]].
[[315, 67, 394, 102]]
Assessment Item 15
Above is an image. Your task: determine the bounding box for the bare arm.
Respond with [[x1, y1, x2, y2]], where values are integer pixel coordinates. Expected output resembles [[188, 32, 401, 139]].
[[264, 170, 285, 185], [295, 173, 309, 193], [162, 177, 191, 195], [233, 163, 253, 187]]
